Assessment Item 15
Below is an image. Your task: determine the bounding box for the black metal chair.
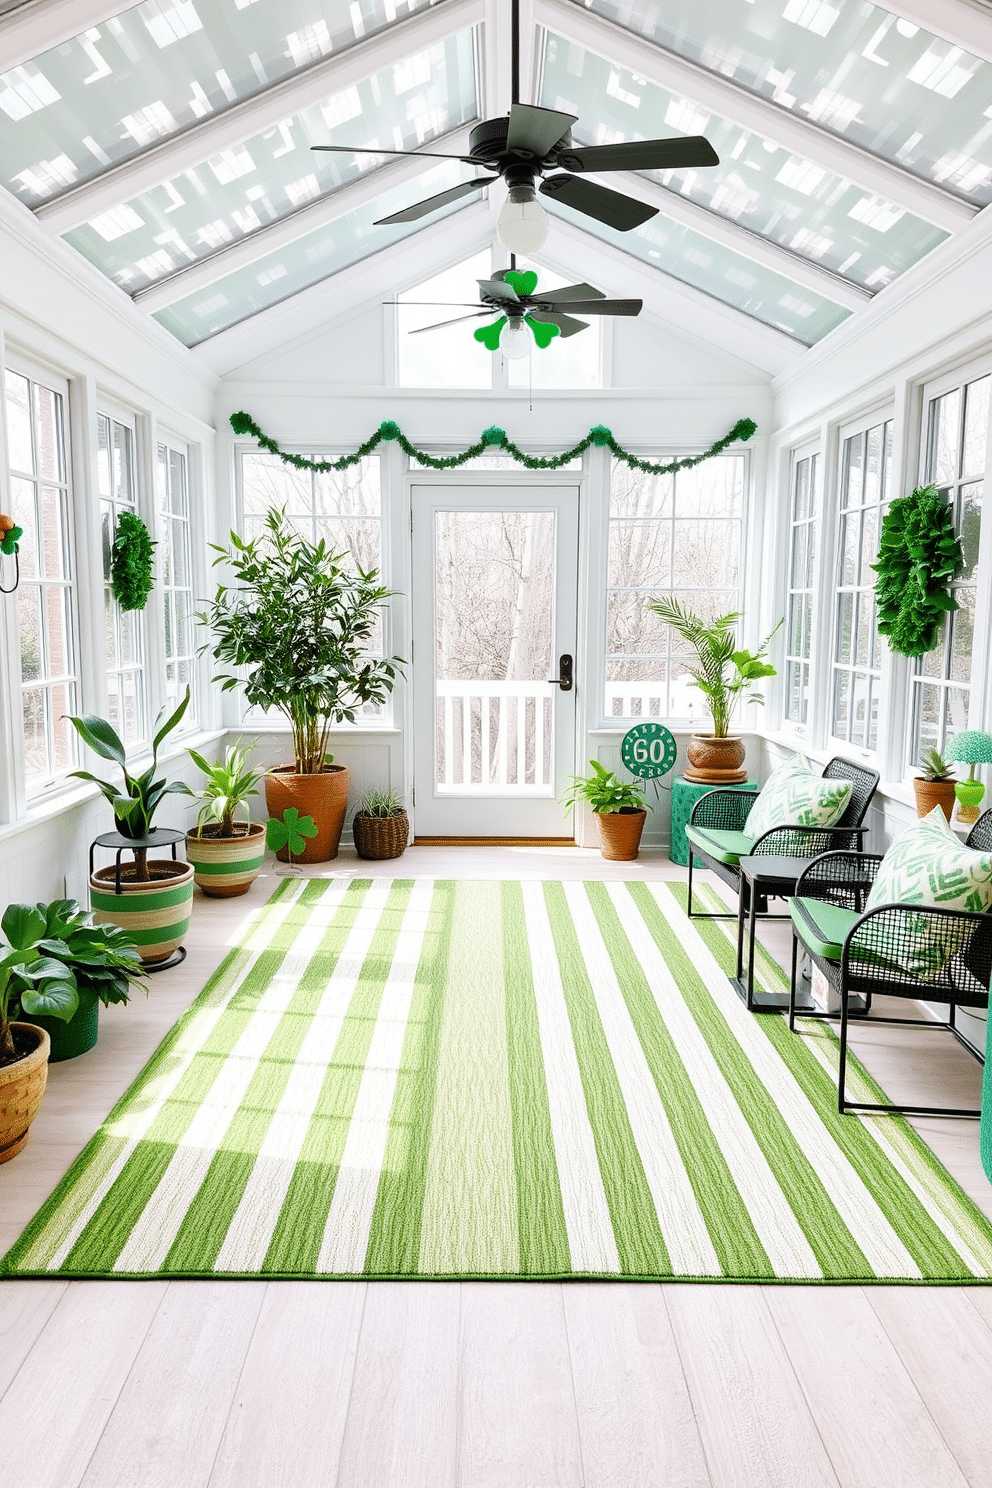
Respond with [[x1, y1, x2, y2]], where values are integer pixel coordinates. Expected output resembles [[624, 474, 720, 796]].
[[685, 756, 880, 920], [788, 807, 992, 1118]]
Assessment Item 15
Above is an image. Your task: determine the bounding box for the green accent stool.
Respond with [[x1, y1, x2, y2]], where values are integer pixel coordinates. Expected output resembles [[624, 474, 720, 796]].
[[983, 1003, 992, 1187], [670, 776, 753, 867]]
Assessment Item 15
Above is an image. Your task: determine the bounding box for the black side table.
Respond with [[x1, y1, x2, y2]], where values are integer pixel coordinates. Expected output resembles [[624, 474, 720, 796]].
[[733, 854, 817, 1013], [88, 828, 187, 973]]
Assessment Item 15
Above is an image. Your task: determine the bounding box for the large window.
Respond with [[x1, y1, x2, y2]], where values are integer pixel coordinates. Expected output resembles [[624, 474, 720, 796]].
[[5, 368, 78, 793], [909, 370, 990, 764], [99, 411, 146, 748], [783, 448, 819, 729], [605, 457, 744, 719], [156, 439, 197, 719], [831, 416, 892, 752]]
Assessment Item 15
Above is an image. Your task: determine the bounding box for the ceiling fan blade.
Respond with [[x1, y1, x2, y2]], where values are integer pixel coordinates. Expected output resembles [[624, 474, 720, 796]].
[[375, 179, 495, 225], [506, 102, 577, 158], [312, 143, 478, 164], [527, 282, 604, 304], [536, 298, 643, 317], [528, 311, 588, 338], [477, 278, 522, 304], [408, 311, 495, 334], [558, 136, 720, 173], [539, 174, 657, 231]]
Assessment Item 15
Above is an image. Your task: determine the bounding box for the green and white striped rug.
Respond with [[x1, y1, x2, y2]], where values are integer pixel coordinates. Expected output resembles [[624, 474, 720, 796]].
[[5, 876, 992, 1283]]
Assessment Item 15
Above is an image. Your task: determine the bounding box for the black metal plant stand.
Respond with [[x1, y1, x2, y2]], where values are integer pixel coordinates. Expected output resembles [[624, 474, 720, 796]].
[[88, 828, 187, 973]]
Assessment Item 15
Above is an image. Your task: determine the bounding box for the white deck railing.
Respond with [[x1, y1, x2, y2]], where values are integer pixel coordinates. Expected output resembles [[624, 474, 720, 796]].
[[436, 680, 554, 793]]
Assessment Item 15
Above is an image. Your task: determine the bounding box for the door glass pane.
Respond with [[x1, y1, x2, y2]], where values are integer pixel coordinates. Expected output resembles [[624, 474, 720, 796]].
[[434, 509, 555, 794]]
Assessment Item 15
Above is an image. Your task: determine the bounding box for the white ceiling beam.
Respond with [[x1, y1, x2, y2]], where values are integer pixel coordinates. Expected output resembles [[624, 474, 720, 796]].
[[1, 0, 127, 72], [607, 174, 871, 311], [876, 0, 992, 64], [133, 127, 479, 311], [34, 0, 484, 234], [536, 0, 975, 233]]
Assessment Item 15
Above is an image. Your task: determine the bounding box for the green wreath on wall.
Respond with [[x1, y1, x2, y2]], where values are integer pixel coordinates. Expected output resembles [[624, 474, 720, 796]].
[[871, 484, 963, 657], [110, 511, 156, 612]]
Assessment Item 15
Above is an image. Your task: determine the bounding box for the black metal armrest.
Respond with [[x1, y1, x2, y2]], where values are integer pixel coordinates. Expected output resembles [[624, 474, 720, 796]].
[[688, 788, 759, 832], [843, 901, 992, 1003], [793, 851, 882, 907], [750, 823, 868, 857]]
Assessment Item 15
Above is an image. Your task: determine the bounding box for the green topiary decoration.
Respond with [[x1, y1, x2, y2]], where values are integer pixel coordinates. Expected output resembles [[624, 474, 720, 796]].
[[110, 511, 156, 612], [871, 484, 963, 657]]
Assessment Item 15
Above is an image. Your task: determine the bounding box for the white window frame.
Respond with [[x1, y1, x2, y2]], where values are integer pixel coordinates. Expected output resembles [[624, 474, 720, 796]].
[[4, 357, 80, 805], [905, 357, 992, 772], [782, 443, 820, 735], [156, 433, 199, 729], [97, 403, 149, 750]]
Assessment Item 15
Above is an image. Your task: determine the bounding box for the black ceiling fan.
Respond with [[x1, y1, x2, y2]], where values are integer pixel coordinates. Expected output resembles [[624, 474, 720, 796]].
[[406, 271, 642, 350], [310, 0, 719, 242]]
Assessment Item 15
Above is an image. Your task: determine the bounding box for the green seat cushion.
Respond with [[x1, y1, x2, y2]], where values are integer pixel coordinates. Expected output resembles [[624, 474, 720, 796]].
[[685, 826, 754, 866], [791, 898, 861, 961]]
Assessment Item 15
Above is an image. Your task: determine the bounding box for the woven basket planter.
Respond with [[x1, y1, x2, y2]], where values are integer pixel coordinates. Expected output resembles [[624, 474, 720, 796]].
[[0, 1023, 50, 1164], [353, 809, 409, 860], [597, 808, 647, 861], [186, 822, 266, 897], [90, 860, 194, 965], [25, 996, 100, 1062]]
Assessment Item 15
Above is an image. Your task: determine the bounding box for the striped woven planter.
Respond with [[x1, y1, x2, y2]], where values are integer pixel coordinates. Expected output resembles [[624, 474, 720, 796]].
[[185, 823, 266, 898], [90, 860, 195, 965]]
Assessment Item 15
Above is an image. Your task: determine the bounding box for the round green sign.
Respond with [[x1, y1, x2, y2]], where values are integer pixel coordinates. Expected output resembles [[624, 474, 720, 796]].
[[621, 722, 678, 779]]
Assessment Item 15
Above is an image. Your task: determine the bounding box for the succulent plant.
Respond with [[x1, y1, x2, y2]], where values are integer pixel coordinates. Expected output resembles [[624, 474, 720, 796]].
[[916, 746, 956, 783]]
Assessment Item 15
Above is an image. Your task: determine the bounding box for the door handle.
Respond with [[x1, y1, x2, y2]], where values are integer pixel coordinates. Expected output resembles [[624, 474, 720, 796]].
[[548, 653, 573, 691]]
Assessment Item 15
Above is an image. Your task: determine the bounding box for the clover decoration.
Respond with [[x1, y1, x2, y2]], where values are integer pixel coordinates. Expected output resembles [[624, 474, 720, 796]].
[[265, 808, 319, 865], [0, 515, 23, 594], [472, 271, 561, 353]]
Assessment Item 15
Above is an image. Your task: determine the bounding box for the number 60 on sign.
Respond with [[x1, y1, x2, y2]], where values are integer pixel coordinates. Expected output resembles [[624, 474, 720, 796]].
[[620, 722, 678, 779]]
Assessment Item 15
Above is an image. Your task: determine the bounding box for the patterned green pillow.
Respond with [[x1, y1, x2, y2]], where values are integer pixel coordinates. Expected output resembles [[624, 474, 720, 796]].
[[744, 753, 852, 845], [862, 807, 992, 977]]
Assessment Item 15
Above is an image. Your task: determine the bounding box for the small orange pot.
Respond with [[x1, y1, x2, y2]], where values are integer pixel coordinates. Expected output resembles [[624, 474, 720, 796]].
[[912, 778, 958, 822], [265, 764, 350, 863], [597, 809, 647, 861]]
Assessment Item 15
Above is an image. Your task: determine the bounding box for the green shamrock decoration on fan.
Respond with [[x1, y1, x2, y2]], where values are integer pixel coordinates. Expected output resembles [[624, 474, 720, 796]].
[[473, 270, 561, 353], [265, 808, 319, 866]]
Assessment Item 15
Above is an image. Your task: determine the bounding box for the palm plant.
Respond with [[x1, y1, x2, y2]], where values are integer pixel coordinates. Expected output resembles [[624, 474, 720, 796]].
[[646, 598, 781, 737], [189, 741, 263, 837]]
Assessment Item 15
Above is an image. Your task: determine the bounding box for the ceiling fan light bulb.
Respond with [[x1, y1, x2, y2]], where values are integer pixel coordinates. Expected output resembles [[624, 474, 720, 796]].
[[496, 193, 549, 254], [500, 316, 532, 359]]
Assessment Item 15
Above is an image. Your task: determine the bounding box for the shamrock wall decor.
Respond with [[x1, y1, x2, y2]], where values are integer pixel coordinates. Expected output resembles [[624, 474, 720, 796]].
[[0, 514, 22, 593], [265, 808, 318, 868]]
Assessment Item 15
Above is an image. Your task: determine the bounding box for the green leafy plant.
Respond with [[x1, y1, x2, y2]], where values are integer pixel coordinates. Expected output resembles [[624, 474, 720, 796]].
[[189, 741, 263, 837], [645, 599, 781, 737], [110, 511, 156, 611], [0, 905, 77, 1060], [66, 688, 194, 882], [917, 746, 956, 783], [561, 760, 647, 816], [265, 809, 318, 864], [357, 787, 405, 819], [200, 510, 403, 775], [872, 484, 963, 657]]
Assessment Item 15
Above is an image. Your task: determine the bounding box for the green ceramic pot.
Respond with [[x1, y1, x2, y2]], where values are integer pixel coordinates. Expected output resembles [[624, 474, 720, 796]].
[[25, 995, 99, 1062]]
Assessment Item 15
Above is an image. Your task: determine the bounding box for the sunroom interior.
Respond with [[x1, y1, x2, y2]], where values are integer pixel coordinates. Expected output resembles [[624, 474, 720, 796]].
[[2, 0, 992, 1482]]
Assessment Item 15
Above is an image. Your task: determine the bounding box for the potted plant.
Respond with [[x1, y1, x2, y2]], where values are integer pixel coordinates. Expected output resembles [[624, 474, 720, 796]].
[[200, 510, 404, 863], [353, 787, 409, 860], [562, 760, 649, 860], [17, 899, 147, 1060], [913, 746, 959, 822], [0, 904, 77, 1162], [67, 689, 196, 964], [186, 742, 267, 897], [646, 598, 781, 782]]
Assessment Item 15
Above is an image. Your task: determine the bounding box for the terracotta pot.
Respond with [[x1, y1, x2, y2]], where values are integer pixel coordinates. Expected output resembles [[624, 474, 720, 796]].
[[186, 822, 266, 897], [684, 734, 747, 783], [912, 777, 958, 822], [0, 1023, 50, 1164], [90, 859, 195, 965], [597, 808, 647, 861], [353, 810, 408, 861], [265, 765, 350, 863]]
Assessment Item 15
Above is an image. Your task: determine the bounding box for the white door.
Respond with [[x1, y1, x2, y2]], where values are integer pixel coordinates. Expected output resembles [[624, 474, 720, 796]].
[[412, 483, 579, 837]]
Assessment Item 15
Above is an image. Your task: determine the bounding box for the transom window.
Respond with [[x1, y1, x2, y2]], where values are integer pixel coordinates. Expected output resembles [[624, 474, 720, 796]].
[[5, 367, 78, 794], [99, 410, 147, 747], [831, 416, 892, 752], [605, 456, 744, 721], [783, 448, 819, 730], [157, 438, 197, 720]]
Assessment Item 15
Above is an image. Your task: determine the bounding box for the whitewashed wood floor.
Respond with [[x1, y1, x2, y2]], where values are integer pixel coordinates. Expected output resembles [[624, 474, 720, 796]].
[[2, 846, 991, 1488]]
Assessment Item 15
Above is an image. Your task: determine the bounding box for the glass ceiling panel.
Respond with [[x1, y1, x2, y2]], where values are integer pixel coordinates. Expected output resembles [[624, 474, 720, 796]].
[[153, 161, 475, 345], [544, 199, 850, 345], [0, 0, 441, 203], [63, 29, 477, 294], [540, 35, 948, 293], [576, 0, 992, 205]]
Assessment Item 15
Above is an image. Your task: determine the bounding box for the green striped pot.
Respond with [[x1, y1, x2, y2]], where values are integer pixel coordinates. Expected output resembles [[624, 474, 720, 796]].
[[185, 823, 266, 898], [90, 860, 195, 965]]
